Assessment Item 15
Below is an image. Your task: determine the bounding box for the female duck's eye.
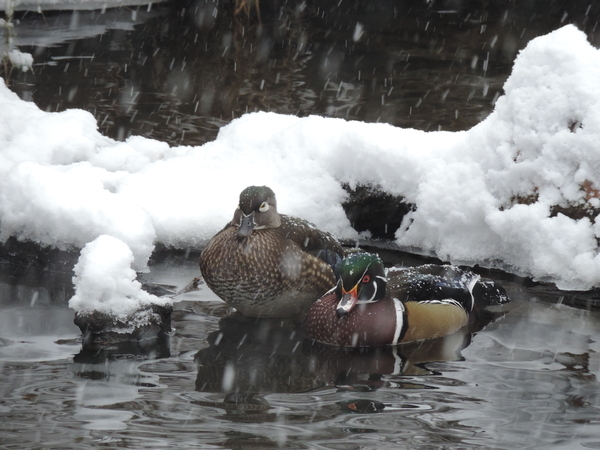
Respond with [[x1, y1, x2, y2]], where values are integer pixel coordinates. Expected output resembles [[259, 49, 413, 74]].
[[362, 275, 371, 283], [259, 202, 269, 212]]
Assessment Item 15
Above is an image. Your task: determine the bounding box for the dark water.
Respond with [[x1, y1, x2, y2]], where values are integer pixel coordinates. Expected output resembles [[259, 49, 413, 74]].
[[2, 1, 600, 449], [4, 0, 600, 146], [1, 250, 600, 449]]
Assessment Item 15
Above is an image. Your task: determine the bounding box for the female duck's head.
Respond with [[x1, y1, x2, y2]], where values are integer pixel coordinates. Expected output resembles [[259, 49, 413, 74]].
[[232, 185, 282, 240]]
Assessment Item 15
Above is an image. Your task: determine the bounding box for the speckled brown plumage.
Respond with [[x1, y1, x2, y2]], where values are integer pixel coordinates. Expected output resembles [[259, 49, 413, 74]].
[[304, 292, 399, 347], [200, 186, 344, 319]]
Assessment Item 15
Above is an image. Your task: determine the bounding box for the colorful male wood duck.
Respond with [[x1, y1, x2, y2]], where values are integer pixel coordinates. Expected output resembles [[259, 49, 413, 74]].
[[200, 185, 344, 319], [304, 252, 508, 347]]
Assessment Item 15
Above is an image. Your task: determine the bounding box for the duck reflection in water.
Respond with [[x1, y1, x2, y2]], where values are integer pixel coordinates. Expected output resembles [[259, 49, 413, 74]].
[[192, 304, 504, 421]]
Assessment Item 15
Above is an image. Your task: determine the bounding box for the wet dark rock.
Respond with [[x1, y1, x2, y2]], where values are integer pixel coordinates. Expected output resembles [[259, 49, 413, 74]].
[[73, 303, 173, 354], [0, 237, 78, 302], [73, 332, 171, 364], [342, 184, 415, 240]]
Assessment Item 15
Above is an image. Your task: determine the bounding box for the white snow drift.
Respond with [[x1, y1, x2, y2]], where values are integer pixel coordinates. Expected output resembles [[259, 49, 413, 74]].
[[0, 25, 598, 318]]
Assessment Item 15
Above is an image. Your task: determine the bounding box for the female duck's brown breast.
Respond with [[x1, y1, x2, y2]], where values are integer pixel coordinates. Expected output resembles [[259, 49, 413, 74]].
[[200, 227, 287, 306]]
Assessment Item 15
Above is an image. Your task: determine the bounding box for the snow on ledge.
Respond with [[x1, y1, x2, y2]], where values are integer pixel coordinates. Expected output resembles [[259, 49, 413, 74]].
[[0, 24, 599, 307]]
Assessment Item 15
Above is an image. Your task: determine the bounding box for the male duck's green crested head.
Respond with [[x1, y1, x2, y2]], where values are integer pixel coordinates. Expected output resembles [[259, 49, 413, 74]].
[[336, 252, 387, 317], [233, 185, 282, 239]]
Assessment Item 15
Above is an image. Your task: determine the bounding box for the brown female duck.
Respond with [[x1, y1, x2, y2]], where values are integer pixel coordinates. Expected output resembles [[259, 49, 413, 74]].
[[200, 186, 344, 319]]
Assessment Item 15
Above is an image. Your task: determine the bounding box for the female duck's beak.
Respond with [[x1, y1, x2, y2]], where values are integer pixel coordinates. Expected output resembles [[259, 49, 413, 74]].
[[336, 284, 358, 318], [237, 213, 255, 239]]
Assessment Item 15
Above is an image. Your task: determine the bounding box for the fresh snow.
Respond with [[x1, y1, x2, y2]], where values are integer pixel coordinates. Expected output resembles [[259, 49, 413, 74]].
[[69, 235, 169, 319], [7, 49, 33, 71], [0, 25, 599, 317]]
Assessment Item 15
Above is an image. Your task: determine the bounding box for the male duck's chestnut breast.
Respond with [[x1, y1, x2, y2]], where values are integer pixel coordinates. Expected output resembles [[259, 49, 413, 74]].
[[305, 294, 400, 347]]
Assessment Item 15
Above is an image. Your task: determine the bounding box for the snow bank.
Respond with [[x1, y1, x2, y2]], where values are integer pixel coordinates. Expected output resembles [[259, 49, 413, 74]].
[[413, 24, 600, 288], [0, 98, 158, 269], [0, 24, 599, 311]]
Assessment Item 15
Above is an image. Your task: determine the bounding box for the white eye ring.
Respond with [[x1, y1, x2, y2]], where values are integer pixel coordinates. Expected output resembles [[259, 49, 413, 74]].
[[259, 202, 269, 212]]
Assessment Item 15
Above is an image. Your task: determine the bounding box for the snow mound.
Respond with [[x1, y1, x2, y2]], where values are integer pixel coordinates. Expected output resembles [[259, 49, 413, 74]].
[[0, 24, 598, 308], [395, 24, 600, 288], [69, 235, 170, 321]]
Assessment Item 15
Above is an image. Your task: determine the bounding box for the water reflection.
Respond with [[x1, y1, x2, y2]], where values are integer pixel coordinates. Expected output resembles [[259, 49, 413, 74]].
[[0, 303, 80, 362], [1, 250, 599, 449], [0, 245, 175, 364], [191, 306, 506, 424], [70, 359, 160, 431], [194, 314, 323, 395], [4, 1, 600, 147], [440, 288, 600, 449], [73, 332, 171, 364]]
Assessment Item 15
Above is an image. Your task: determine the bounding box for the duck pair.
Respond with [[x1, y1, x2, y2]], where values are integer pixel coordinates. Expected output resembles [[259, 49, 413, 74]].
[[200, 186, 508, 347]]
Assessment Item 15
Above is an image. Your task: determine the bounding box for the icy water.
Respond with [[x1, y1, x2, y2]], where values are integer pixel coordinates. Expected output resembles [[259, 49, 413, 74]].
[[2, 0, 600, 449]]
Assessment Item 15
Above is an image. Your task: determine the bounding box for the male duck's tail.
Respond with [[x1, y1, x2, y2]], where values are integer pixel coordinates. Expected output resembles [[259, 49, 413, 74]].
[[397, 264, 509, 311], [472, 279, 510, 307]]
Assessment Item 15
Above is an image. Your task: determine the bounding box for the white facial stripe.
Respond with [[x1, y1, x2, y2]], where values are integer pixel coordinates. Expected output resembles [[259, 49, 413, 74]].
[[392, 298, 405, 344], [369, 280, 377, 301], [356, 281, 377, 304], [356, 299, 377, 305], [466, 275, 479, 312], [323, 284, 338, 296], [359, 264, 371, 280], [344, 264, 370, 293], [353, 261, 380, 303]]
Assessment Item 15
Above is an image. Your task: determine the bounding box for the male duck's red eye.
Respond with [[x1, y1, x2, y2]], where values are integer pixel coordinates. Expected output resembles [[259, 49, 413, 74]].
[[362, 275, 371, 283]]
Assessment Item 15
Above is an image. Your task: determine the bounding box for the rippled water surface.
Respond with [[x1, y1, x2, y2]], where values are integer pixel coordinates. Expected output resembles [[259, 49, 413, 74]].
[[1, 251, 600, 450], [2, 1, 600, 449]]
